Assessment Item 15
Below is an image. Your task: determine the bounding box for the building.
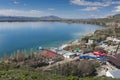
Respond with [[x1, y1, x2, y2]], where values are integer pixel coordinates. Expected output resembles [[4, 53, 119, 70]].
[[108, 53, 120, 69], [106, 70, 120, 78], [57, 50, 67, 55], [41, 49, 63, 59], [63, 52, 76, 58]]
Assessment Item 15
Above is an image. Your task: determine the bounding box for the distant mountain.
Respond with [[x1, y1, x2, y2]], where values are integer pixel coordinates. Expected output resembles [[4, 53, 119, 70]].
[[39, 15, 62, 20], [0, 15, 62, 21], [0, 16, 38, 21]]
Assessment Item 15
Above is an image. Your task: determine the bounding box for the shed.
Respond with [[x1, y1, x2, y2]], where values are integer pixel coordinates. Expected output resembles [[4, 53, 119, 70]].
[[106, 70, 120, 78]]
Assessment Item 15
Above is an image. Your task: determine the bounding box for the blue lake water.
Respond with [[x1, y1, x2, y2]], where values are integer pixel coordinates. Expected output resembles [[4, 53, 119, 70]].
[[0, 22, 103, 56]]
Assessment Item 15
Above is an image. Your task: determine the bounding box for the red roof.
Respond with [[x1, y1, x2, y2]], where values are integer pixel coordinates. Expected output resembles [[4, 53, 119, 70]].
[[93, 51, 107, 56], [42, 49, 60, 59]]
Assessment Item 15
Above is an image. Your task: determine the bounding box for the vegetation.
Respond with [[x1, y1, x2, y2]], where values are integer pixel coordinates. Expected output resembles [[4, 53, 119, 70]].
[[0, 62, 119, 80], [50, 60, 100, 77]]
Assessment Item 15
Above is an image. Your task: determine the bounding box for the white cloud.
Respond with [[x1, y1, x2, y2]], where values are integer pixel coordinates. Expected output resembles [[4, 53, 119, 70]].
[[13, 1, 20, 5], [79, 7, 99, 11], [0, 9, 49, 17], [70, 0, 120, 7], [48, 8, 55, 11], [113, 5, 120, 12]]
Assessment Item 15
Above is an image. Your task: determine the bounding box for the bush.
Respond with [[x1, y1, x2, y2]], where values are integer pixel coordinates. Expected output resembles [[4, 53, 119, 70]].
[[51, 60, 98, 77]]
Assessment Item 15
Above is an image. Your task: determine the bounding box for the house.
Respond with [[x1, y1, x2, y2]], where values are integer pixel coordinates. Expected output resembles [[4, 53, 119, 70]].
[[57, 50, 67, 55], [106, 70, 120, 78], [108, 53, 120, 69], [50, 48, 67, 55], [63, 52, 76, 58], [41, 49, 63, 59]]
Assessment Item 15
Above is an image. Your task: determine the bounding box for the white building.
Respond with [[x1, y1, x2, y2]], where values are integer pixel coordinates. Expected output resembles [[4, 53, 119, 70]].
[[63, 52, 76, 58], [57, 50, 67, 55], [106, 70, 120, 78]]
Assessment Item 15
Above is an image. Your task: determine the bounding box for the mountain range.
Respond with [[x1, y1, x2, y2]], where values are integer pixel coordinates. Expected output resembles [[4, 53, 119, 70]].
[[0, 15, 62, 21], [0, 14, 120, 21]]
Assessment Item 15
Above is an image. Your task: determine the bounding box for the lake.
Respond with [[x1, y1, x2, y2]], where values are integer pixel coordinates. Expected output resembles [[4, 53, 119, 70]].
[[0, 22, 103, 56]]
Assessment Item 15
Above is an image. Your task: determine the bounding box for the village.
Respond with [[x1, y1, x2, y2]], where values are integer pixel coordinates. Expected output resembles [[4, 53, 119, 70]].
[[33, 25, 120, 78]]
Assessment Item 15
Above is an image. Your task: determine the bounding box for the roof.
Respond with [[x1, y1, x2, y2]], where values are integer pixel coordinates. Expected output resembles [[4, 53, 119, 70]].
[[93, 51, 107, 56], [108, 53, 120, 68], [63, 52, 76, 56], [107, 70, 120, 78], [57, 50, 67, 55], [42, 49, 60, 59]]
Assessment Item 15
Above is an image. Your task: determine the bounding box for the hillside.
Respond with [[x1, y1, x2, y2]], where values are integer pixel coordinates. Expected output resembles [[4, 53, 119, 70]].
[[0, 62, 119, 80], [108, 14, 120, 19]]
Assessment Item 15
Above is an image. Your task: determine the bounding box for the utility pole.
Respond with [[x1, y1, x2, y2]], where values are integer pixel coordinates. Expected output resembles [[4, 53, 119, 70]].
[[114, 23, 119, 54]]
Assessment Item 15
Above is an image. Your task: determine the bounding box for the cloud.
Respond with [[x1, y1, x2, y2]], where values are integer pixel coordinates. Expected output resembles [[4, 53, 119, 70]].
[[48, 8, 55, 11], [79, 7, 99, 11], [13, 1, 20, 5], [70, 0, 120, 7], [113, 5, 120, 12], [12, 0, 27, 6], [0, 9, 49, 17]]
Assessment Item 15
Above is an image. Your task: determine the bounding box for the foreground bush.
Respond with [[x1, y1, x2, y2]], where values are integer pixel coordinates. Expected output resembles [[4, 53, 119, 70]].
[[50, 60, 101, 77]]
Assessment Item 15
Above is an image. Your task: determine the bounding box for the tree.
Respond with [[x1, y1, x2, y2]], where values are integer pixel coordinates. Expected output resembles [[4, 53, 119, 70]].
[[15, 50, 26, 62]]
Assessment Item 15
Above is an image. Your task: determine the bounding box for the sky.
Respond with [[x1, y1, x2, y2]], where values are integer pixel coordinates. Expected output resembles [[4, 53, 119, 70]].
[[0, 0, 120, 19]]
